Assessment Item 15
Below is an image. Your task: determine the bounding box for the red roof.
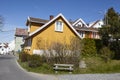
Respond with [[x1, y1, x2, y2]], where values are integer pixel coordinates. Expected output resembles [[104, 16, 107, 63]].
[[0, 43, 8, 48], [15, 28, 28, 36], [26, 17, 49, 26]]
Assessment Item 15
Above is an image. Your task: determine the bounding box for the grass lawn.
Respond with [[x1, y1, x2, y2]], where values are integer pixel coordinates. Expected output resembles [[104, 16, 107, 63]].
[[18, 56, 120, 74], [74, 57, 120, 74], [18, 60, 54, 74]]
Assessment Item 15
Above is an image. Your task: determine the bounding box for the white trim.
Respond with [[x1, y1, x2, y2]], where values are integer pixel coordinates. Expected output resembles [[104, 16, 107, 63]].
[[60, 14, 82, 39], [72, 18, 89, 27], [28, 24, 30, 32], [24, 46, 31, 49], [55, 21, 63, 32], [33, 49, 44, 55], [29, 13, 81, 39], [79, 31, 85, 38], [28, 16, 30, 21]]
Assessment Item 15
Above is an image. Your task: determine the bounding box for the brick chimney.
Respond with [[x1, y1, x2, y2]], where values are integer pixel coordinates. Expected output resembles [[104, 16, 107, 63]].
[[49, 15, 54, 20]]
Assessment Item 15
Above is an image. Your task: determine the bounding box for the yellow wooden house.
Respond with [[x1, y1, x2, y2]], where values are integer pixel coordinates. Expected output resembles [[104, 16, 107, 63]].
[[24, 13, 81, 55]]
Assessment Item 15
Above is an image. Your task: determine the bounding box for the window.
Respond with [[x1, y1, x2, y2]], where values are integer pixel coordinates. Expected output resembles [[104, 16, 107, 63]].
[[93, 32, 96, 38], [98, 23, 101, 26], [55, 21, 63, 32], [79, 31, 84, 38]]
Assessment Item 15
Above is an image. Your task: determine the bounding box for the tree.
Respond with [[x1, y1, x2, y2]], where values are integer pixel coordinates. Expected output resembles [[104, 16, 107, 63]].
[[107, 8, 120, 39], [99, 25, 110, 46], [99, 7, 120, 59]]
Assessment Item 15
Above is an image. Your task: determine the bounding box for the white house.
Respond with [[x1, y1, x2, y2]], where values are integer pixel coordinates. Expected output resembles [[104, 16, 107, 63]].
[[72, 18, 89, 39], [88, 20, 104, 28], [8, 40, 15, 52], [14, 28, 28, 53], [72, 19, 104, 39], [0, 43, 9, 55]]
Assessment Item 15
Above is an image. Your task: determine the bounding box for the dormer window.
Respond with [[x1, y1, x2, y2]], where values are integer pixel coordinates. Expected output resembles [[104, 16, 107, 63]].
[[55, 21, 63, 32], [98, 23, 101, 26]]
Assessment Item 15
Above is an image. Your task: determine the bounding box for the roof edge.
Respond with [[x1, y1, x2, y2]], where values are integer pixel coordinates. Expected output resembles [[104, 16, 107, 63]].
[[28, 13, 82, 39], [72, 18, 89, 27]]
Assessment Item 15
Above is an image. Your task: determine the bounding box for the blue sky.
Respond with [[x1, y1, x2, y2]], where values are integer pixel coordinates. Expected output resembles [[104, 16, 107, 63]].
[[0, 0, 120, 43]]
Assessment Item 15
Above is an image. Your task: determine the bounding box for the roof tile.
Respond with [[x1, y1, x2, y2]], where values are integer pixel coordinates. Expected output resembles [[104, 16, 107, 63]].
[[26, 17, 49, 26], [15, 28, 28, 36]]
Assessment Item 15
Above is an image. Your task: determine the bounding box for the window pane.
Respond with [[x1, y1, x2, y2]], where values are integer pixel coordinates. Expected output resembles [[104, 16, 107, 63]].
[[55, 21, 63, 32]]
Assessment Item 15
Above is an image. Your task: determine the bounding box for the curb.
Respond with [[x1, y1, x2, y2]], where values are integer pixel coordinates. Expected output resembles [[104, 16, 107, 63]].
[[15, 59, 27, 72]]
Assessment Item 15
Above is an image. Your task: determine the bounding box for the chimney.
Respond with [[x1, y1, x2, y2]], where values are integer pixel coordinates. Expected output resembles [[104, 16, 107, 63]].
[[50, 15, 54, 20]]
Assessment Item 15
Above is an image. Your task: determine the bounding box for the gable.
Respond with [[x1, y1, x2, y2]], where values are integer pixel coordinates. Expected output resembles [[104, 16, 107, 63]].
[[28, 13, 81, 39], [34, 17, 78, 36], [75, 21, 83, 27], [30, 17, 81, 51], [72, 18, 88, 28], [88, 20, 104, 28]]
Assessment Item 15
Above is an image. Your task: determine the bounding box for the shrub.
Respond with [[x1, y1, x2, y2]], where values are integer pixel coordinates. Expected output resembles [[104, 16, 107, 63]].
[[81, 38, 97, 57], [47, 39, 81, 67], [35, 37, 81, 67], [19, 51, 30, 62], [100, 46, 114, 62], [28, 54, 42, 68], [94, 39, 103, 53]]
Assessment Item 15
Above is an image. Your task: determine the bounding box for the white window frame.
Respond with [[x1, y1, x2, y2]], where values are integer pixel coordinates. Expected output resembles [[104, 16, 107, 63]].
[[93, 32, 96, 38], [79, 31, 84, 38], [55, 21, 63, 32]]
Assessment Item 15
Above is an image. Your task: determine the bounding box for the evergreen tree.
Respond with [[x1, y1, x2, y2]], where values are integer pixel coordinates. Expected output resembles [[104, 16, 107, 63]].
[[99, 7, 120, 59], [107, 8, 120, 39]]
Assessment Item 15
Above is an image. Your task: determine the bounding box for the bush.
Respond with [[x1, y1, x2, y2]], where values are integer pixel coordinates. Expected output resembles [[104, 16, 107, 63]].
[[94, 39, 103, 53], [81, 38, 97, 57], [19, 51, 30, 62], [109, 41, 120, 59], [28, 54, 42, 68], [46, 40, 81, 66], [100, 46, 114, 62]]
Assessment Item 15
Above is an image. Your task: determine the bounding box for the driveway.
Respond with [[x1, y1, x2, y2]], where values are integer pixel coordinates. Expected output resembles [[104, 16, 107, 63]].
[[0, 54, 120, 80]]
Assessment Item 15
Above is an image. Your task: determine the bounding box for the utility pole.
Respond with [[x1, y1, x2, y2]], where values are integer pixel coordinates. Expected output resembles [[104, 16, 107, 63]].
[[104, 10, 108, 25], [99, 10, 108, 25]]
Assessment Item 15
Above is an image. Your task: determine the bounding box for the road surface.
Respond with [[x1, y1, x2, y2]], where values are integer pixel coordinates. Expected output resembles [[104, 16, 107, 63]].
[[0, 54, 46, 80], [0, 54, 120, 80]]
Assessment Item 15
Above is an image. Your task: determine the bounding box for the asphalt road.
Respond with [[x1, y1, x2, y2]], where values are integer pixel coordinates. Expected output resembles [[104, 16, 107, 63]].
[[1, 54, 120, 80], [0, 54, 44, 80]]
